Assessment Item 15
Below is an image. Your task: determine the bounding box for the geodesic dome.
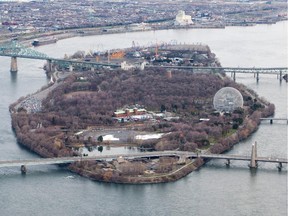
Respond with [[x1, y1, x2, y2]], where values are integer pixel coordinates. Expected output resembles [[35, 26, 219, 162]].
[[213, 87, 243, 113]]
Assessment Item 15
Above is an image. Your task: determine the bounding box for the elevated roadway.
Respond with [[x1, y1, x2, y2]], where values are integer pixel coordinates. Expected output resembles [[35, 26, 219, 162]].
[[260, 118, 288, 124], [0, 151, 286, 169]]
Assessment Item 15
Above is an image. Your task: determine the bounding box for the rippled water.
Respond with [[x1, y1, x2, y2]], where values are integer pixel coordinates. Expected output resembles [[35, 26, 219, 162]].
[[0, 21, 287, 216]]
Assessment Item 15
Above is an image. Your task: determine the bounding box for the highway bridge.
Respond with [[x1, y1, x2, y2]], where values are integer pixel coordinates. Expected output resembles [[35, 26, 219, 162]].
[[0, 41, 120, 72], [260, 117, 288, 124], [146, 65, 287, 74], [146, 65, 288, 83], [0, 41, 287, 83], [0, 142, 287, 174]]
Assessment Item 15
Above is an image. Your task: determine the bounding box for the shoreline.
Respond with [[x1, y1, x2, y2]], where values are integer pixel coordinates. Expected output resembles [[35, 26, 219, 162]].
[[1, 19, 287, 48], [68, 157, 205, 184], [67, 115, 262, 184]]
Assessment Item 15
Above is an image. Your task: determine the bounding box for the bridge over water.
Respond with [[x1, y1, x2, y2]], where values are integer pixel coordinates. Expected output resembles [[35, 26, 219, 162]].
[[0, 41, 119, 72], [0, 41, 287, 83], [260, 117, 288, 124], [0, 142, 286, 174], [146, 65, 288, 83]]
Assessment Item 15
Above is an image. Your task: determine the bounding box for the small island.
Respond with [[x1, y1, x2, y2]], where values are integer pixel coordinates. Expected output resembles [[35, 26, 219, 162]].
[[9, 44, 274, 184]]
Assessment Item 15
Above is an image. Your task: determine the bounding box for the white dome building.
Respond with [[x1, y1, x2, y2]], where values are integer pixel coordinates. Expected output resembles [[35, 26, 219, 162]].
[[213, 87, 244, 113], [174, 10, 193, 26]]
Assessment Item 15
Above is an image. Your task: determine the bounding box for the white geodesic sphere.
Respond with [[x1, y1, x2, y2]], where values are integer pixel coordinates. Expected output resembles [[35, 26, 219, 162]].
[[213, 87, 243, 112]]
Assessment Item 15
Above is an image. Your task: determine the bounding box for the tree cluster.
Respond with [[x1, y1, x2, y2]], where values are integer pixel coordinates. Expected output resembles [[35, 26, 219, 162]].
[[10, 67, 274, 159]]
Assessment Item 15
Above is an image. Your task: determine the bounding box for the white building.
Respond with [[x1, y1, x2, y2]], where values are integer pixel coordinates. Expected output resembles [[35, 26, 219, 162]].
[[174, 10, 193, 26], [120, 61, 147, 71]]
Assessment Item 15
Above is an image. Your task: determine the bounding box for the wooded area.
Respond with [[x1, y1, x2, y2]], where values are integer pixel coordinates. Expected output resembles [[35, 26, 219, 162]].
[[10, 68, 274, 163]]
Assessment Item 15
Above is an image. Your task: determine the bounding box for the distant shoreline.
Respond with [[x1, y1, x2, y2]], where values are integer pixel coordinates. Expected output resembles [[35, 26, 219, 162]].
[[1, 19, 287, 48]]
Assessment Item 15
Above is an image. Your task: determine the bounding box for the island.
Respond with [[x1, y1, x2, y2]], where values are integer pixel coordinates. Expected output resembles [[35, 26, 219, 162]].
[[9, 44, 275, 183]]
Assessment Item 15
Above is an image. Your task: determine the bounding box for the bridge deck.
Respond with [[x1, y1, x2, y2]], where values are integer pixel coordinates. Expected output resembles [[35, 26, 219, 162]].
[[0, 48, 287, 72], [260, 118, 288, 121], [146, 65, 288, 74], [0, 151, 286, 168]]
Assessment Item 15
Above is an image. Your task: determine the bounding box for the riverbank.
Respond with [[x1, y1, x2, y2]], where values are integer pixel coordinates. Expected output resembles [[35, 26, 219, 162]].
[[1, 18, 287, 49], [68, 157, 205, 184]]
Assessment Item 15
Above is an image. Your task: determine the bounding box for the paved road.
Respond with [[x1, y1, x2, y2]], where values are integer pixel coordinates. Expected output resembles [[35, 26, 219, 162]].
[[0, 151, 286, 168]]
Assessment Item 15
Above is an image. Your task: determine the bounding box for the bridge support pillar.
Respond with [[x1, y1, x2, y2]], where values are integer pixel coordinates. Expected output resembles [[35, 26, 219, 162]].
[[249, 141, 258, 169], [233, 72, 236, 82], [10, 57, 18, 73], [279, 70, 282, 84], [21, 165, 27, 174], [69, 65, 73, 72], [177, 156, 186, 165], [225, 159, 230, 166], [256, 72, 259, 83], [46, 59, 53, 73], [277, 162, 282, 171]]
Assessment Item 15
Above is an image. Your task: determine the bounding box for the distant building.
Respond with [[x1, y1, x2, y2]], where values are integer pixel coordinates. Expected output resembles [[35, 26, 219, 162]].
[[113, 108, 147, 118], [129, 22, 151, 31], [121, 61, 147, 71], [120, 61, 135, 70], [174, 10, 193, 26]]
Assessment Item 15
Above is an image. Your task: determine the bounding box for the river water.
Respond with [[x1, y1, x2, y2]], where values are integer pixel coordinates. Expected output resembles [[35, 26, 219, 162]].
[[0, 22, 287, 216]]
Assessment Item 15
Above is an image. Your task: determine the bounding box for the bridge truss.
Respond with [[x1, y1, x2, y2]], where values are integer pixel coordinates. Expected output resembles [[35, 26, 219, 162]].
[[0, 41, 287, 80], [223, 67, 288, 75], [0, 41, 49, 60]]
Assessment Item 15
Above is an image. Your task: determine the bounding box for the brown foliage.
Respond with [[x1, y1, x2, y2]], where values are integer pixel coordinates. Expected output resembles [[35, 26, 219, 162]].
[[10, 67, 273, 160], [118, 162, 146, 175]]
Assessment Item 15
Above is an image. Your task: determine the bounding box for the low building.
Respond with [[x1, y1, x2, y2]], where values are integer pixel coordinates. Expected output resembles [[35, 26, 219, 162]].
[[113, 108, 147, 118], [113, 107, 151, 122], [121, 61, 147, 71]]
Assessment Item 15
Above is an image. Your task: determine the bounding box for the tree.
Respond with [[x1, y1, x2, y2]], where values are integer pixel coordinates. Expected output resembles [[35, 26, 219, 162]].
[[232, 123, 239, 129], [160, 104, 166, 113], [87, 136, 92, 144], [98, 146, 103, 152], [97, 135, 103, 142]]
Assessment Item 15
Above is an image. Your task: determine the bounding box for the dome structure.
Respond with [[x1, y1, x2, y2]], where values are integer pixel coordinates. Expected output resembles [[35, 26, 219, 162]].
[[213, 87, 243, 113], [174, 10, 193, 26]]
